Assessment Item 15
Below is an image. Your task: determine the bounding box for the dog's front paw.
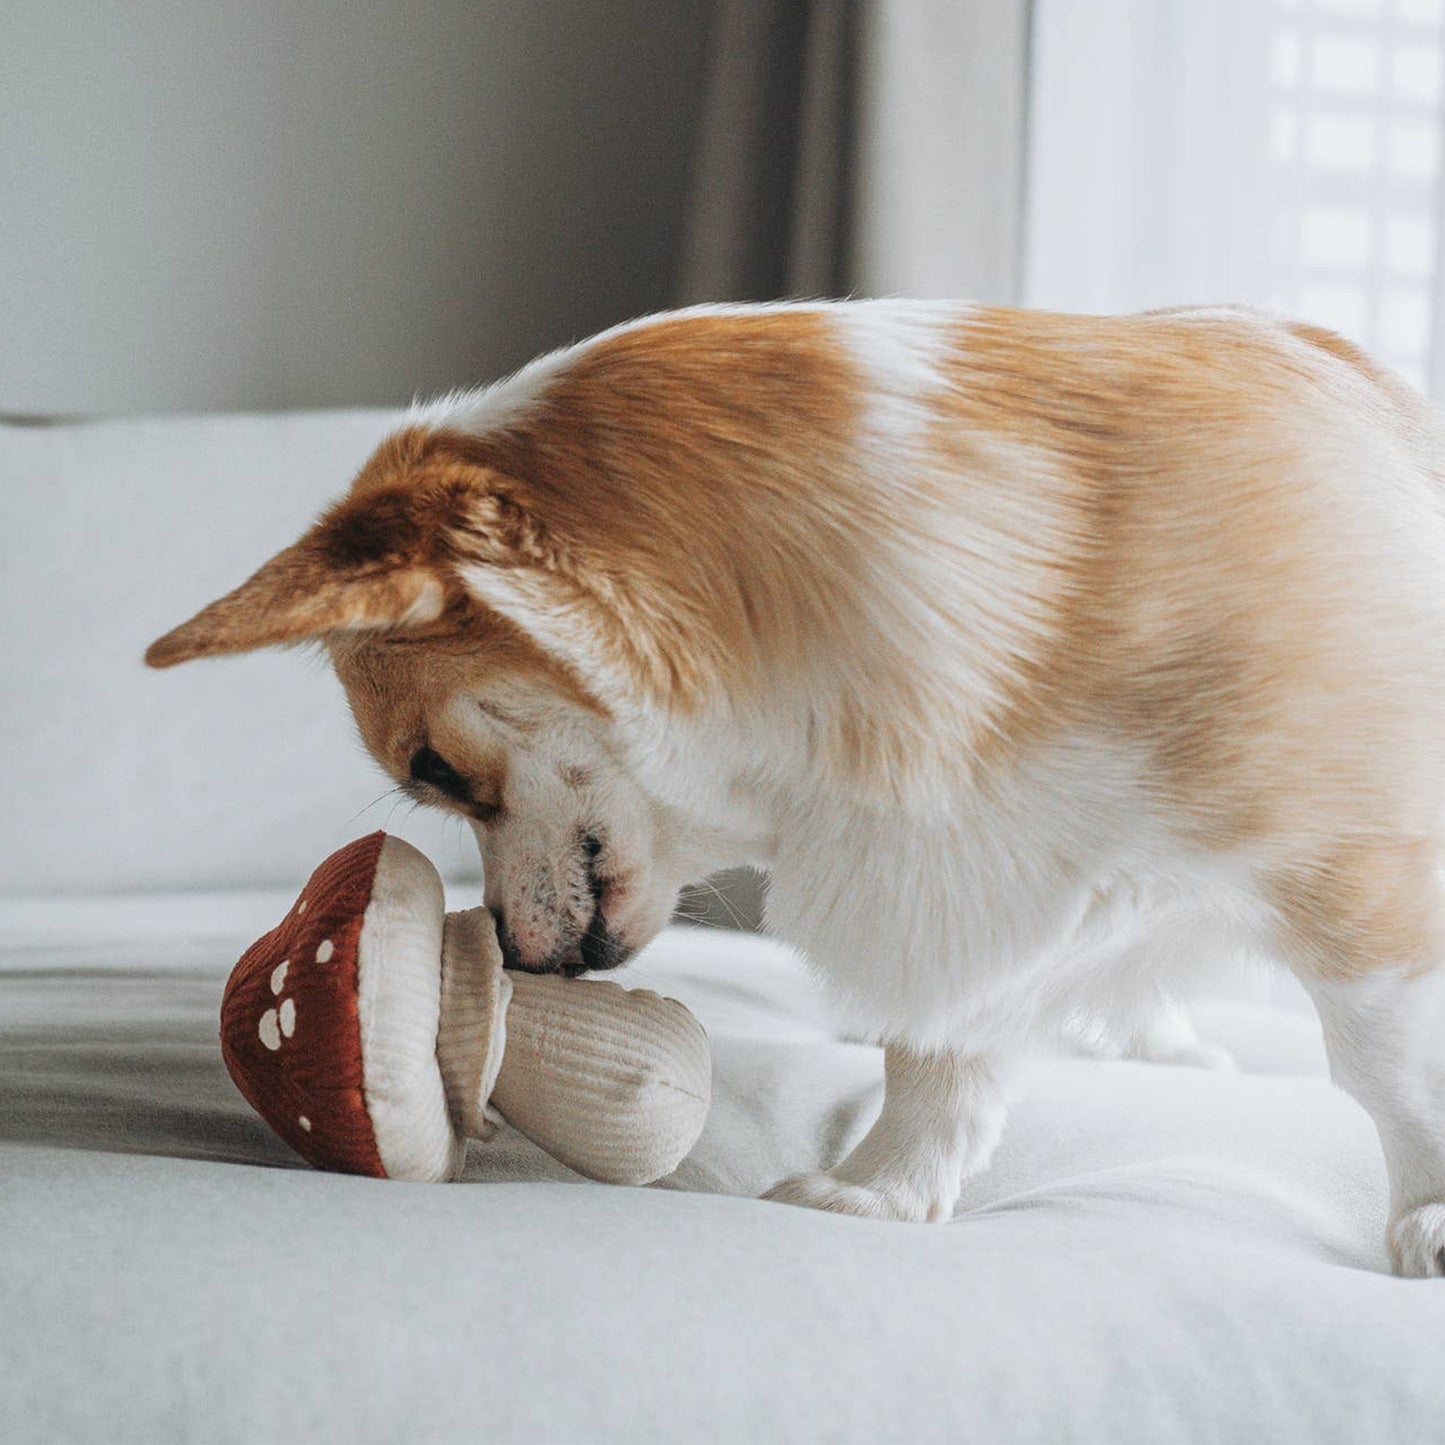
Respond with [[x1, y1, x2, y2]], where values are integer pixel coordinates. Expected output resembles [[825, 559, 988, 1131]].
[[1127, 1035, 1238, 1071], [1388, 1203, 1445, 1277], [761, 1170, 950, 1222], [1125, 1001, 1237, 1071]]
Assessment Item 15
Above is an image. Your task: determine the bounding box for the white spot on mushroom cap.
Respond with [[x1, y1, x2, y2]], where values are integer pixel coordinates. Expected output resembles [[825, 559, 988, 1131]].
[[297, 899, 307, 915], [298, 1115, 312, 1132], [270, 960, 289, 995], [259, 1008, 281, 1051], [316, 938, 334, 964], [279, 997, 296, 1038]]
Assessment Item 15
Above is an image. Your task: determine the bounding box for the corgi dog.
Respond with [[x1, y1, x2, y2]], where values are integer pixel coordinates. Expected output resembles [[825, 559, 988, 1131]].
[[148, 300, 1445, 1275]]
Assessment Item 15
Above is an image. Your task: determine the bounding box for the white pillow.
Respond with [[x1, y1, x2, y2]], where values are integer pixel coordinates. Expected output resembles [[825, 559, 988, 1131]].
[[0, 410, 481, 896]]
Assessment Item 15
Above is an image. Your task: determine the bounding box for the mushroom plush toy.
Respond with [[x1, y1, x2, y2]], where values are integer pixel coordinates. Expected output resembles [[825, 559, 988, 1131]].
[[220, 832, 711, 1186]]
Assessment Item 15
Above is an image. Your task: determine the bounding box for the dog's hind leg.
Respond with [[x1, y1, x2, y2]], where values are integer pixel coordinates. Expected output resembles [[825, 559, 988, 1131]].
[[1123, 998, 1236, 1070], [1271, 843, 1445, 1276], [762, 1044, 1008, 1222], [1064, 992, 1236, 1071], [1303, 966, 1445, 1275]]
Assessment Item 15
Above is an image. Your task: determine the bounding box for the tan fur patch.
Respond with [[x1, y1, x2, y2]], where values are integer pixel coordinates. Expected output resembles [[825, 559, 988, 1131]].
[[420, 309, 868, 709], [1268, 838, 1445, 981], [934, 307, 1445, 976]]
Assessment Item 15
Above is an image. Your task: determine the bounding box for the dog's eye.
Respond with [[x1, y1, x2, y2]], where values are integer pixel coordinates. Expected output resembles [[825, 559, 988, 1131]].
[[408, 747, 468, 801]]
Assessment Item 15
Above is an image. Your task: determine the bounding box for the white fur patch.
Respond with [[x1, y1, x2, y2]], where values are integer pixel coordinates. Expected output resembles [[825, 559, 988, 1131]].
[[411, 344, 579, 437]]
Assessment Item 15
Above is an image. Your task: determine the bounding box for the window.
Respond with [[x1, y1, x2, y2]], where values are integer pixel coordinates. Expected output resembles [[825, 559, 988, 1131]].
[[1026, 0, 1445, 396], [1269, 0, 1445, 390]]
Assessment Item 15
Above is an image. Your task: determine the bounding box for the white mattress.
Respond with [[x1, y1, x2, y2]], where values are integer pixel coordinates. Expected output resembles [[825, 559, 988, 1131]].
[[2, 893, 1442, 1444]]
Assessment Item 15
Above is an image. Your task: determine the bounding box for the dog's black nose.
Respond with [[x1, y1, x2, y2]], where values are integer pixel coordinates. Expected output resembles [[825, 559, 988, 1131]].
[[576, 908, 630, 974]]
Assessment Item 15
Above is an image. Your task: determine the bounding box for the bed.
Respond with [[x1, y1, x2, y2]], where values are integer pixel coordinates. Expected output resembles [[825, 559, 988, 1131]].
[[3, 413, 1443, 1444]]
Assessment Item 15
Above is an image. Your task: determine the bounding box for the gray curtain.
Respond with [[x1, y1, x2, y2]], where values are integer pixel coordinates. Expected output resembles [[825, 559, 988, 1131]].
[[677, 0, 1032, 305]]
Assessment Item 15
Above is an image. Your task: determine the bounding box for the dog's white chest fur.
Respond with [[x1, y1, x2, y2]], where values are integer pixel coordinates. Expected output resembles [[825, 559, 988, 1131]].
[[753, 730, 1258, 1050]]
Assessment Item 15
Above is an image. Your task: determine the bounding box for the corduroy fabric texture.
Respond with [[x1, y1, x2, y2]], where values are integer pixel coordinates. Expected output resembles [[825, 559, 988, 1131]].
[[438, 906, 511, 1144], [219, 832, 389, 1176], [492, 971, 712, 1186]]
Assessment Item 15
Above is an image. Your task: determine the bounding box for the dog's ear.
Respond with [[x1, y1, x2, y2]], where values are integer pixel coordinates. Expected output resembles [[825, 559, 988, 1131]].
[[146, 427, 674, 704], [144, 486, 468, 668]]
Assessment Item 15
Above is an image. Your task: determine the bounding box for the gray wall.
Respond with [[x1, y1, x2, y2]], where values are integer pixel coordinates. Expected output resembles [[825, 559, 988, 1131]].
[[0, 0, 711, 415]]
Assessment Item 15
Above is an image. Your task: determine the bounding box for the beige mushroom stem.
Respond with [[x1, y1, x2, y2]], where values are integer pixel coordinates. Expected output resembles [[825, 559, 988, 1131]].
[[436, 908, 712, 1186]]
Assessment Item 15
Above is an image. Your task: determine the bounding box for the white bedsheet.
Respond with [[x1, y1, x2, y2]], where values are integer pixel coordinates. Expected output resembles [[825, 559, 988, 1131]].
[[2, 894, 1442, 1444]]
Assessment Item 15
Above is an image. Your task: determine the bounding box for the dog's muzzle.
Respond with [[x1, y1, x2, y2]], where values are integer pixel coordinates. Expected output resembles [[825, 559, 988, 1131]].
[[495, 910, 631, 976]]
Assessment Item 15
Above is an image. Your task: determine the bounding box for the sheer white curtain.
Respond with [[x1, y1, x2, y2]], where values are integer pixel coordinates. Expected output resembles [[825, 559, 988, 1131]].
[[1026, 0, 1445, 397]]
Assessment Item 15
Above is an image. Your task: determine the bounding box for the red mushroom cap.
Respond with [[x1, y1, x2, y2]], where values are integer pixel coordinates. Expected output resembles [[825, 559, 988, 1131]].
[[220, 831, 464, 1181]]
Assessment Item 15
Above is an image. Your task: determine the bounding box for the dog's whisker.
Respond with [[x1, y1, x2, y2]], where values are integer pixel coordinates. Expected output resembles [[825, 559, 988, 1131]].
[[378, 794, 424, 833], [687, 875, 751, 931], [670, 895, 733, 932], [344, 785, 408, 830]]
